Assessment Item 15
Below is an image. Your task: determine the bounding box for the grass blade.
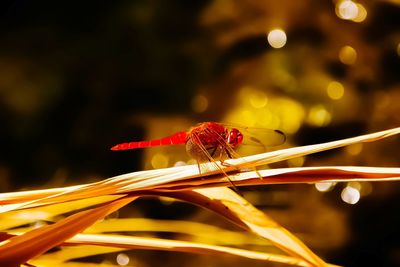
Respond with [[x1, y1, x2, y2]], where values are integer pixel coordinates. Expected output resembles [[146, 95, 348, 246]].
[[1, 127, 399, 212], [0, 195, 136, 266], [156, 188, 328, 266]]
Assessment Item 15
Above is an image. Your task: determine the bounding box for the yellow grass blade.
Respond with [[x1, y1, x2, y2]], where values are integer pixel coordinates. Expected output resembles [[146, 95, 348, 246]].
[[7, 231, 333, 267], [0, 195, 124, 231], [1, 127, 399, 212], [159, 166, 400, 190], [37, 233, 313, 267], [84, 218, 271, 246], [32, 259, 120, 267], [2, 164, 394, 266], [1, 165, 399, 214], [0, 195, 136, 266], [31, 245, 124, 263], [118, 126, 400, 191], [2, 165, 399, 212], [159, 188, 328, 267], [0, 185, 83, 205], [9, 218, 271, 247]]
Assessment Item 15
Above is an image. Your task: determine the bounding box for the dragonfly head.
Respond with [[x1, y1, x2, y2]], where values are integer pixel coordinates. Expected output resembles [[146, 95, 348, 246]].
[[227, 128, 243, 147]]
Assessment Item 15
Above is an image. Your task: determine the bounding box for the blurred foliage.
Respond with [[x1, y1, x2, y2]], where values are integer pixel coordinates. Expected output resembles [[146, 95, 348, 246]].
[[0, 0, 399, 266]]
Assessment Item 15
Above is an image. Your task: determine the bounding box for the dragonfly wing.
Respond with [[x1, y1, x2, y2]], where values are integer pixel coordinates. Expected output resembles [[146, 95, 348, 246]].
[[243, 129, 286, 147], [221, 123, 286, 147]]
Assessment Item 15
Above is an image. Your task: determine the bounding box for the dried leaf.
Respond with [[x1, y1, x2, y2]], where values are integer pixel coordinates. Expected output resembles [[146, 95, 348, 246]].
[[40, 233, 312, 267], [84, 218, 271, 246], [160, 166, 400, 190], [1, 127, 399, 212], [0, 195, 123, 231], [0, 195, 135, 266], [157, 188, 328, 266], [31, 245, 124, 263]]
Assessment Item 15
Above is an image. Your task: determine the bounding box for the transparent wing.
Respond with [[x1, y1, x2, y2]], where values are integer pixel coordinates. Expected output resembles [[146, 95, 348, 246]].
[[221, 123, 286, 148]]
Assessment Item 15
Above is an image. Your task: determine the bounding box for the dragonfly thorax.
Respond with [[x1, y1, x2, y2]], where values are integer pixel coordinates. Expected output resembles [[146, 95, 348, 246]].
[[189, 122, 227, 146]]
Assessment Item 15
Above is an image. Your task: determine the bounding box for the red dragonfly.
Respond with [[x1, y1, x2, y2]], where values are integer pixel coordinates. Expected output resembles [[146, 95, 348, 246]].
[[111, 122, 285, 172]]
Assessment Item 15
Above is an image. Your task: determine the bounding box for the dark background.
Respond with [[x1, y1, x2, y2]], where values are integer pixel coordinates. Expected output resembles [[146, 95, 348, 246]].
[[0, 1, 399, 266]]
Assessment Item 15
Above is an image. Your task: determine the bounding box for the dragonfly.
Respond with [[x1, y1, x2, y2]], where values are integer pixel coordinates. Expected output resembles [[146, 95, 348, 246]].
[[111, 122, 285, 176]]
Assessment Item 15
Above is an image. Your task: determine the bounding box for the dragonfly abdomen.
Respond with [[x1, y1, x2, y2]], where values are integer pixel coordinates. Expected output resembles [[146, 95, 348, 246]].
[[111, 131, 188, 151]]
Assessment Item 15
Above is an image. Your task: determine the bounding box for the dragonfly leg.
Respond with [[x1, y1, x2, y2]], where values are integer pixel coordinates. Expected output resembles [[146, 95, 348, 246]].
[[196, 161, 202, 174], [220, 159, 232, 167], [225, 147, 233, 159], [206, 146, 242, 195], [209, 146, 218, 158], [220, 147, 234, 167]]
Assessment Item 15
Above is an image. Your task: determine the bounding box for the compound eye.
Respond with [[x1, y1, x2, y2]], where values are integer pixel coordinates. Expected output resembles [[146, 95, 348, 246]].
[[228, 128, 243, 146], [236, 131, 243, 144]]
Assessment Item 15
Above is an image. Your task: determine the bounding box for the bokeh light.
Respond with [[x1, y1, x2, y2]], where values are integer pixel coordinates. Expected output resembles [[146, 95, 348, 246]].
[[348, 181, 362, 191], [345, 143, 363, 156], [267, 29, 287, 49], [191, 94, 208, 113], [336, 1, 367, 23], [307, 105, 331, 127], [288, 156, 305, 167], [151, 153, 169, 169], [226, 88, 305, 134], [249, 91, 268, 109], [339, 46, 357, 65], [360, 182, 373, 196], [174, 160, 187, 167], [336, 0, 359, 20], [116, 253, 130, 266], [353, 3, 367, 22], [327, 81, 345, 100], [341, 185, 361, 204], [315, 182, 336, 192]]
